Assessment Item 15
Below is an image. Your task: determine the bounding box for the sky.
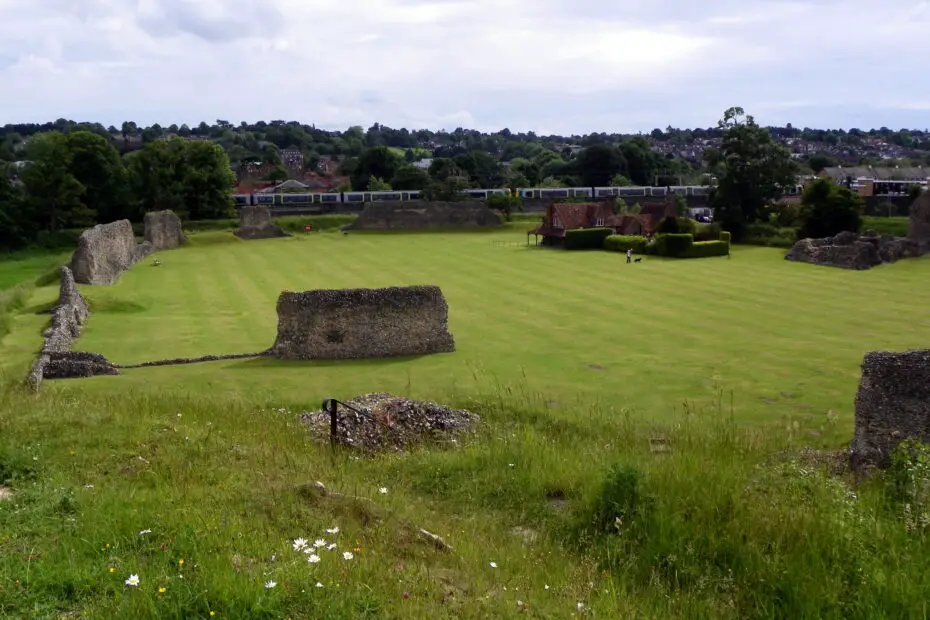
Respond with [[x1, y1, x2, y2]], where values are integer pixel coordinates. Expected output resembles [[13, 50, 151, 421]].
[[2, 0, 929, 135]]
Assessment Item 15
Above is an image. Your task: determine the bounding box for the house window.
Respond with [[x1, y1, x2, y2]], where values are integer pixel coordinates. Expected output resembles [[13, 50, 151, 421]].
[[553, 218, 563, 228], [595, 218, 604, 226]]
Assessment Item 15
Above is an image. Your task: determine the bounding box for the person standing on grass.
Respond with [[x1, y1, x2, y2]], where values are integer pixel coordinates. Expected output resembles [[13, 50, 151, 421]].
[[626, 248, 632, 263]]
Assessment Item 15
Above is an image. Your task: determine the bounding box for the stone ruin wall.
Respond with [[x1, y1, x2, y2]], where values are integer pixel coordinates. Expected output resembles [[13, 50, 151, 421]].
[[144, 210, 187, 251], [850, 349, 930, 469], [270, 285, 456, 360], [234, 205, 290, 240], [26, 267, 90, 390], [70, 219, 152, 285], [786, 191, 930, 270], [347, 201, 503, 230]]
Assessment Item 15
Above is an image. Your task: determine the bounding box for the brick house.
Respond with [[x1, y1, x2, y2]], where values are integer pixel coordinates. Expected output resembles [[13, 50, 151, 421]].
[[530, 197, 677, 246]]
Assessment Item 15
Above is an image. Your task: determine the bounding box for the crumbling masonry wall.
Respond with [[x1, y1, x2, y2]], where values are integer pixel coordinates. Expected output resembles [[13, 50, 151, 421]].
[[347, 202, 503, 230], [270, 285, 456, 360], [234, 205, 290, 240], [850, 349, 930, 469], [70, 219, 152, 285], [26, 267, 88, 389], [144, 209, 188, 251]]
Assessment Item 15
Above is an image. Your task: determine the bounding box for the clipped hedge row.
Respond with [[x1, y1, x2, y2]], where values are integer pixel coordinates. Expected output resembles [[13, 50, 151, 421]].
[[651, 232, 730, 258], [604, 235, 648, 254], [565, 227, 613, 250]]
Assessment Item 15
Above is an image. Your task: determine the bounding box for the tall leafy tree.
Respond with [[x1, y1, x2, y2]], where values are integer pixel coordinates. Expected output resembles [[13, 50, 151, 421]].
[[19, 132, 90, 231], [65, 130, 128, 223], [796, 178, 863, 239], [575, 144, 627, 187], [705, 107, 797, 238]]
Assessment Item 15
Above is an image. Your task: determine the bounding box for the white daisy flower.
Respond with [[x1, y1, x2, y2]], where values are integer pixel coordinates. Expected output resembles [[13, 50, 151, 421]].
[[125, 574, 140, 587], [325, 527, 339, 535], [326, 543, 337, 551], [378, 487, 388, 494], [489, 561, 498, 568], [292, 538, 308, 551], [315, 582, 324, 588], [264, 580, 277, 589], [138, 529, 152, 536], [307, 554, 321, 564], [342, 551, 354, 560], [313, 539, 327, 548]]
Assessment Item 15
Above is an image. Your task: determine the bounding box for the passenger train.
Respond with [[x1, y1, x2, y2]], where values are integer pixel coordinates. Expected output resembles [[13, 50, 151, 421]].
[[231, 185, 717, 207]]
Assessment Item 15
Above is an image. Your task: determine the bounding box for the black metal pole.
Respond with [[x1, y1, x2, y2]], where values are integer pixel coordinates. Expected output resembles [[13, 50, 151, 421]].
[[323, 398, 338, 449]]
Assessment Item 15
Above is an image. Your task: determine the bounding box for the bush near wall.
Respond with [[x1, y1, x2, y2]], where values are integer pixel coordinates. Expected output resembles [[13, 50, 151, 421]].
[[653, 233, 694, 257], [604, 235, 648, 254], [564, 227, 613, 250], [719, 231, 732, 245], [682, 240, 730, 258]]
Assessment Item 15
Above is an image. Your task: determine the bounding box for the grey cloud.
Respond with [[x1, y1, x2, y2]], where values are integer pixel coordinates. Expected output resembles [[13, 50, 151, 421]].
[[135, 0, 284, 42]]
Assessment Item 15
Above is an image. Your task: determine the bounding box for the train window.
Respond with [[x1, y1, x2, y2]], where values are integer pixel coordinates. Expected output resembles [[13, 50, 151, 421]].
[[345, 193, 364, 202], [409, 191, 421, 199], [256, 195, 274, 204], [321, 194, 338, 202]]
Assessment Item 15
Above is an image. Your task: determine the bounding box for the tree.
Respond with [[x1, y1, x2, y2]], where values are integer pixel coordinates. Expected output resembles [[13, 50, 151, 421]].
[[0, 164, 29, 248], [575, 144, 627, 187], [706, 106, 798, 239], [427, 157, 462, 182], [807, 153, 836, 174], [390, 165, 430, 190], [64, 131, 128, 223], [19, 132, 89, 231], [367, 176, 392, 191], [610, 174, 633, 187], [262, 164, 288, 184], [351, 146, 401, 191], [421, 176, 469, 201], [796, 178, 863, 239]]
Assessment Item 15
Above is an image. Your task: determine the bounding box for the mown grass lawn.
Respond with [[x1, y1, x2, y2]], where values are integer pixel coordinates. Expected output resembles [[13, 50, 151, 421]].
[[2, 225, 930, 618]]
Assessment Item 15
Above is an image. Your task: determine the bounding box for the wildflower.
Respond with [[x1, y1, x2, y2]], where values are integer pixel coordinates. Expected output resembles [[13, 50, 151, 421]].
[[326, 543, 337, 551], [125, 574, 140, 587], [178, 559, 184, 566], [158, 587, 166, 593], [139, 529, 152, 536], [264, 580, 277, 589], [517, 600, 524, 607], [544, 584, 549, 590], [210, 613, 215, 617], [489, 561, 498, 568], [378, 487, 388, 494], [84, 484, 94, 489], [315, 582, 324, 588], [313, 539, 326, 548], [307, 554, 321, 564], [108, 567, 115, 574], [292, 538, 308, 551], [325, 526, 339, 535], [577, 602, 584, 610], [342, 552, 354, 561]]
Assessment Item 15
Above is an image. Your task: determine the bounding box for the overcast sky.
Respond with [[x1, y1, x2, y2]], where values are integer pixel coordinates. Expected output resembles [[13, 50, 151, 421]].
[[2, 0, 929, 135]]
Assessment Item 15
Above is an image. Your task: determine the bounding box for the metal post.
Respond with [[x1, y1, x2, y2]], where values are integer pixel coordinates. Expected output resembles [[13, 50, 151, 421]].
[[323, 398, 338, 449]]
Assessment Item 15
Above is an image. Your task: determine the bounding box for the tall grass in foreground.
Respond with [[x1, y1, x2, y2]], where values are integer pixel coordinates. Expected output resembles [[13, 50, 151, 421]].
[[0, 286, 31, 340], [0, 378, 928, 619]]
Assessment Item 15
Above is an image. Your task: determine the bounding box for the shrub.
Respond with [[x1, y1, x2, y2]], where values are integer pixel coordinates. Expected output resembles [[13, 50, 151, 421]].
[[656, 216, 680, 234], [862, 216, 908, 237], [675, 217, 696, 235], [653, 233, 693, 257], [797, 178, 863, 240], [719, 230, 732, 245], [604, 235, 647, 254], [585, 463, 646, 536], [487, 194, 524, 222], [564, 227, 613, 250], [693, 222, 722, 241], [681, 240, 729, 258]]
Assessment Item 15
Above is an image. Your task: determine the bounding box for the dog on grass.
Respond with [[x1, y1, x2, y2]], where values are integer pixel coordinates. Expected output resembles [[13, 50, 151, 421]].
[[634, 257, 642, 263]]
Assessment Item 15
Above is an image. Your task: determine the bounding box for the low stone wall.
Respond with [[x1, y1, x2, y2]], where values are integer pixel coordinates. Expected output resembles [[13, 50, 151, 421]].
[[25, 267, 102, 390], [346, 202, 503, 230], [785, 230, 921, 270], [270, 285, 456, 360], [144, 210, 188, 251], [70, 219, 152, 285], [235, 205, 290, 240], [850, 349, 930, 469]]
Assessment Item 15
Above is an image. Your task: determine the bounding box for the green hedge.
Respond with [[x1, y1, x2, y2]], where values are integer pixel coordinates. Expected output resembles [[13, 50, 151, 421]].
[[682, 240, 730, 258], [654, 233, 694, 257], [604, 235, 648, 254], [719, 231, 732, 245], [564, 227, 613, 250]]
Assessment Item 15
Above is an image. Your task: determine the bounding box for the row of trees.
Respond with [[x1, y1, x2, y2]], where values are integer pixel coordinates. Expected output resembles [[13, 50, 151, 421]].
[[4, 117, 927, 180], [342, 138, 693, 194], [0, 131, 235, 248]]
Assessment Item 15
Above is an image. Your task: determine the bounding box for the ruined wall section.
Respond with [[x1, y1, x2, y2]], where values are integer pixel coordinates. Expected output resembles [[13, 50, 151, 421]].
[[785, 230, 921, 270], [234, 206, 290, 240], [850, 349, 930, 469], [70, 219, 152, 285], [347, 202, 503, 230], [270, 285, 455, 360], [144, 210, 188, 251]]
